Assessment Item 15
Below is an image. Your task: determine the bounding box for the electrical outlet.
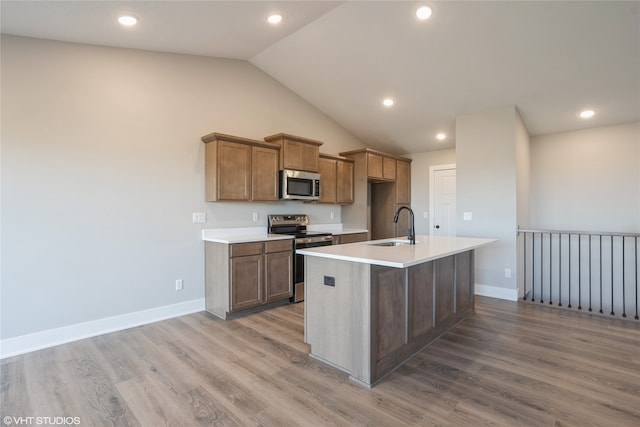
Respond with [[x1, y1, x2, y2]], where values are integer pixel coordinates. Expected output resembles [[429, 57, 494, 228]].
[[192, 212, 206, 223], [324, 276, 335, 287], [175, 279, 183, 291], [423, 211, 428, 219], [252, 212, 259, 222], [330, 211, 334, 220], [504, 268, 511, 278]]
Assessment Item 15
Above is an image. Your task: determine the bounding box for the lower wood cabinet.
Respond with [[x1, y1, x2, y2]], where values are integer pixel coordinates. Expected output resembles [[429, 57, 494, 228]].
[[205, 239, 293, 319], [333, 232, 368, 245], [370, 251, 474, 381]]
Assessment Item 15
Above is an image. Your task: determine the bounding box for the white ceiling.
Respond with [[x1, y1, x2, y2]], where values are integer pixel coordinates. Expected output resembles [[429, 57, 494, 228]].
[[2, 1, 639, 154]]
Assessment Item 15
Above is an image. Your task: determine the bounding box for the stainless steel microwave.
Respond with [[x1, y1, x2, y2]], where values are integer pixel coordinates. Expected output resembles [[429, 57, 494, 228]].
[[280, 169, 320, 201]]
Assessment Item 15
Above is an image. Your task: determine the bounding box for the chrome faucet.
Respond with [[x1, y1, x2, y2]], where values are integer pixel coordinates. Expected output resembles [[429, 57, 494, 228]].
[[393, 206, 415, 245]]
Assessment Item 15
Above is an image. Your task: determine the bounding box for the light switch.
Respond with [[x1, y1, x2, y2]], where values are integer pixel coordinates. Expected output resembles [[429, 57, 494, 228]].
[[423, 211, 428, 219], [463, 212, 472, 221], [192, 212, 206, 223]]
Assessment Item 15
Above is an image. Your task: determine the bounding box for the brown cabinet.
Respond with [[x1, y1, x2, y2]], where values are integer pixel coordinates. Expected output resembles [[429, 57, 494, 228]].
[[318, 156, 337, 204], [361, 151, 398, 182], [367, 153, 383, 179], [368, 253, 474, 382], [264, 133, 323, 172], [201, 132, 280, 202], [395, 159, 411, 205], [252, 145, 280, 201], [383, 157, 397, 181], [264, 240, 294, 302], [333, 232, 369, 245], [205, 239, 293, 319], [336, 158, 354, 204], [318, 153, 354, 205], [340, 148, 411, 240]]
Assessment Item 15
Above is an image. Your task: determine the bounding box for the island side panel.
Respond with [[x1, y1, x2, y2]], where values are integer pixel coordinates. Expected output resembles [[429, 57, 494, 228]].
[[204, 242, 230, 319], [304, 256, 370, 376]]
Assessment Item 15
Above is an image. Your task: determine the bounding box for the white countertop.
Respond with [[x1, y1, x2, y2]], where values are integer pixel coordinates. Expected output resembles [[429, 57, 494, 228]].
[[202, 227, 294, 244], [202, 224, 367, 243], [297, 235, 497, 268], [307, 224, 368, 236]]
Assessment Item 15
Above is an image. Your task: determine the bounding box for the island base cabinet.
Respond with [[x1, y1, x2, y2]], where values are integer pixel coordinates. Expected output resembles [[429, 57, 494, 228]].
[[305, 250, 476, 387]]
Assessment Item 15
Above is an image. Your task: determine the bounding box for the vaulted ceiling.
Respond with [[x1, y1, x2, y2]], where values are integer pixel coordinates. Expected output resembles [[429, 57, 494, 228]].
[[3, 1, 639, 154]]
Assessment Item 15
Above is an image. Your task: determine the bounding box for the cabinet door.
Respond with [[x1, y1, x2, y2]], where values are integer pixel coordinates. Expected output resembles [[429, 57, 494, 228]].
[[300, 143, 320, 172], [217, 141, 251, 201], [318, 157, 337, 204], [265, 251, 293, 302], [336, 232, 368, 244], [336, 160, 354, 204], [367, 153, 383, 179], [282, 140, 319, 172], [434, 255, 455, 326], [372, 266, 407, 361], [252, 146, 279, 201], [230, 254, 263, 311], [383, 158, 396, 181], [395, 160, 411, 204]]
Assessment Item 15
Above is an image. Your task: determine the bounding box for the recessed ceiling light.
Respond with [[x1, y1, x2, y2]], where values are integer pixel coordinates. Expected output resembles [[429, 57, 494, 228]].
[[118, 15, 138, 26], [579, 109, 595, 119], [416, 6, 433, 20], [436, 133, 446, 141], [383, 98, 394, 107], [267, 14, 282, 24]]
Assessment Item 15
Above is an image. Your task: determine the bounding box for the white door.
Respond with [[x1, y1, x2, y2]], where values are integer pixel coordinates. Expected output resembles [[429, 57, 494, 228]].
[[430, 167, 456, 236]]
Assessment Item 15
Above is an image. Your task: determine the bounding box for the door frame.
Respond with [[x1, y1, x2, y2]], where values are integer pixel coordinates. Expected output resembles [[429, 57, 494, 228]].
[[429, 164, 456, 235]]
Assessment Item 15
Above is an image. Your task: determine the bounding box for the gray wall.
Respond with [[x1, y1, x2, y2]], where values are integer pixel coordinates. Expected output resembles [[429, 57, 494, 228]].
[[530, 121, 640, 232], [1, 35, 365, 340], [408, 149, 456, 235], [456, 105, 525, 293]]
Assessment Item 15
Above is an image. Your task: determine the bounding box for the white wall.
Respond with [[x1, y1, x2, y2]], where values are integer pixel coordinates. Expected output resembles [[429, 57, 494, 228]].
[[408, 149, 456, 235], [530, 121, 640, 232], [0, 35, 365, 343], [456, 105, 525, 297]]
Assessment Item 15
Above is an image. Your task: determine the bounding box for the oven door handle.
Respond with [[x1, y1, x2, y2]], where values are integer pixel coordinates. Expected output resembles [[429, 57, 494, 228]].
[[295, 236, 334, 246]]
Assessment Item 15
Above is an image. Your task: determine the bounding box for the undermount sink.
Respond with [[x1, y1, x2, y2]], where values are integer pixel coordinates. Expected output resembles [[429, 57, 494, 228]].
[[368, 240, 410, 247]]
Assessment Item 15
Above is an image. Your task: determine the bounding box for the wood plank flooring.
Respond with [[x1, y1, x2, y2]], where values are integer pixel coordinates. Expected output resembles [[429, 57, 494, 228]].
[[2, 296, 639, 426]]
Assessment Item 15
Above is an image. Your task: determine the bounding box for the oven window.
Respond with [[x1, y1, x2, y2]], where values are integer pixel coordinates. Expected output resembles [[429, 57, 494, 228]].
[[287, 177, 312, 196]]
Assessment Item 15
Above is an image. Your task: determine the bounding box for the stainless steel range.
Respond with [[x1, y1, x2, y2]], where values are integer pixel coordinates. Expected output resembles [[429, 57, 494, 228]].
[[268, 214, 333, 303]]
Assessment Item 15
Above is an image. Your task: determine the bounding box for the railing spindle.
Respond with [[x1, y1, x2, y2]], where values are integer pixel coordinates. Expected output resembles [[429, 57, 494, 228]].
[[611, 235, 615, 316], [599, 235, 603, 314]]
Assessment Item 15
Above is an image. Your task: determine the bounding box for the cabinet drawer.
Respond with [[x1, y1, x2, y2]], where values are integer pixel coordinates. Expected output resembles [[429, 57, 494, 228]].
[[265, 239, 293, 253], [230, 242, 263, 257]]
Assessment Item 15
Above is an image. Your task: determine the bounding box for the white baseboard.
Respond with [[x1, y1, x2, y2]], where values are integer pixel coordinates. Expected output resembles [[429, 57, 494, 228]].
[[0, 298, 205, 359], [475, 284, 518, 301]]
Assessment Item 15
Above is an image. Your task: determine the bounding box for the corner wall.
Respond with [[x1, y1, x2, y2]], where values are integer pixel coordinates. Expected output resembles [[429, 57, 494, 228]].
[[455, 105, 527, 299]]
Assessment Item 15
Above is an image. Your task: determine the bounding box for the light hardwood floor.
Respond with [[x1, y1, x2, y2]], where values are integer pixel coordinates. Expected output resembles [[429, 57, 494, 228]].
[[2, 296, 639, 426]]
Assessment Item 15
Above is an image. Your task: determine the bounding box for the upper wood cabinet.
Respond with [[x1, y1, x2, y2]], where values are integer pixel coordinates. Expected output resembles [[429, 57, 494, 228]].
[[395, 159, 411, 204], [341, 148, 407, 183], [336, 157, 354, 204], [318, 153, 354, 205], [264, 133, 323, 172], [201, 132, 280, 202], [318, 155, 337, 204]]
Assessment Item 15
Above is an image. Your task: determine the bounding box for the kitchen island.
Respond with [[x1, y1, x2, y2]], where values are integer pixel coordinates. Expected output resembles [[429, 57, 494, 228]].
[[298, 235, 496, 387]]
